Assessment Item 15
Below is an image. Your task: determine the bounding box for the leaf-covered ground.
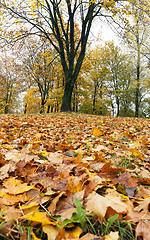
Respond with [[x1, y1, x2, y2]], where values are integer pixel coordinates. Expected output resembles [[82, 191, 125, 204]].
[[0, 113, 150, 240]]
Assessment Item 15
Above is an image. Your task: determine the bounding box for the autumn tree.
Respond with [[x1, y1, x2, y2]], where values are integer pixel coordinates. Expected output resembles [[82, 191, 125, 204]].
[[79, 42, 136, 116], [88, 47, 109, 115], [1, 0, 130, 112], [13, 35, 62, 114], [102, 42, 136, 117], [23, 87, 41, 113], [24, 42, 60, 113], [114, 0, 150, 117], [0, 53, 22, 113]]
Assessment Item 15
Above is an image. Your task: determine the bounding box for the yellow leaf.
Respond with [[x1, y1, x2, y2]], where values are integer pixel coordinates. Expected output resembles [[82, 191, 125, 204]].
[[0, 191, 6, 197], [134, 141, 140, 147], [39, 151, 49, 158], [36, 133, 42, 139], [22, 210, 55, 226], [19, 202, 39, 215], [31, 231, 41, 240], [66, 176, 82, 193], [71, 226, 83, 238], [86, 168, 96, 178], [3, 178, 35, 195], [93, 127, 103, 137], [130, 148, 145, 160], [3, 145, 14, 150]]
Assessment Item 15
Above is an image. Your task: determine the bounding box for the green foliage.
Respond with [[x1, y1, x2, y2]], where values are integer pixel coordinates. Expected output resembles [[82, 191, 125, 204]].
[[74, 198, 87, 232]]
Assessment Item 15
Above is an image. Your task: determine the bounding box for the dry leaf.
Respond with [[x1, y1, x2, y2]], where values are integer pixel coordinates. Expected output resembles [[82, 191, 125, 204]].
[[104, 231, 119, 240], [136, 219, 150, 240]]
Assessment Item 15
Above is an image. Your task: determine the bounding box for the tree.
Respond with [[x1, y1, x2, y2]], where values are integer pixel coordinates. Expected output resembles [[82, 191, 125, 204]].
[[23, 87, 41, 113], [79, 42, 136, 116], [88, 47, 109, 115], [24, 42, 60, 113], [0, 53, 22, 113], [103, 42, 134, 116], [1, 0, 129, 112], [114, 0, 150, 117], [14, 35, 63, 114]]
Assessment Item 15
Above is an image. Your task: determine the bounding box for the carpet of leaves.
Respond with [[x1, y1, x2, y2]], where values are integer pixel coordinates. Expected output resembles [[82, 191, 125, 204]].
[[0, 113, 150, 240]]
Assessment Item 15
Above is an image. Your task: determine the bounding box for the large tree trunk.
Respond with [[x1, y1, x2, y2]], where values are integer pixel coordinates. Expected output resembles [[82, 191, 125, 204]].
[[47, 105, 50, 113], [61, 79, 74, 112], [73, 82, 78, 112], [40, 98, 45, 113]]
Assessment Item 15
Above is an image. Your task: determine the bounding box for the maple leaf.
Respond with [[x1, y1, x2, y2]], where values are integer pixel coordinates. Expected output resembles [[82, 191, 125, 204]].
[[3, 178, 35, 195], [93, 127, 104, 137]]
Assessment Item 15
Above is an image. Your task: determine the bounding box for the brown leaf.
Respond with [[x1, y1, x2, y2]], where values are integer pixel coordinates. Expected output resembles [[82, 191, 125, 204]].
[[136, 219, 150, 240], [48, 191, 66, 214], [80, 233, 102, 240], [86, 192, 108, 218], [0, 163, 16, 180], [56, 190, 85, 221], [43, 225, 58, 240], [115, 172, 138, 187], [0, 222, 14, 238]]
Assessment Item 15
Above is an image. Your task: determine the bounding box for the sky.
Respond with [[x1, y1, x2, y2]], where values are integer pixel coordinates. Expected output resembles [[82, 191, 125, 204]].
[[89, 17, 121, 49]]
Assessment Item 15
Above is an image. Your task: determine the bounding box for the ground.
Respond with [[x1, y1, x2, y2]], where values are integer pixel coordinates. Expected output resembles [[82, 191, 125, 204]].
[[0, 113, 150, 239]]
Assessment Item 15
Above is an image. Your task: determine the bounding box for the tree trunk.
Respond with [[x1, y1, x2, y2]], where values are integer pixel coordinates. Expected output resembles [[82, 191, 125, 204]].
[[73, 91, 75, 112], [116, 97, 120, 117], [40, 98, 45, 113], [47, 105, 50, 113], [5, 104, 9, 114], [93, 84, 97, 114], [111, 101, 115, 117], [135, 18, 140, 118], [135, 48, 140, 117], [76, 99, 78, 112], [24, 103, 27, 114], [99, 82, 103, 115], [61, 79, 74, 112], [73, 82, 78, 112]]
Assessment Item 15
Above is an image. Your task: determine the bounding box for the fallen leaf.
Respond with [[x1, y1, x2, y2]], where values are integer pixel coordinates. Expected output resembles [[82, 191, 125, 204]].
[[31, 231, 42, 240], [43, 225, 58, 240], [104, 231, 119, 240], [48, 191, 66, 214], [86, 192, 108, 218], [136, 219, 150, 240], [3, 178, 35, 195], [93, 127, 104, 137], [22, 210, 55, 225], [80, 233, 102, 239], [0, 163, 16, 180]]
